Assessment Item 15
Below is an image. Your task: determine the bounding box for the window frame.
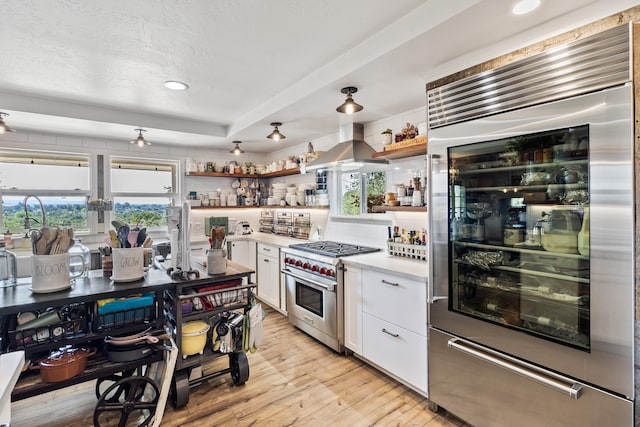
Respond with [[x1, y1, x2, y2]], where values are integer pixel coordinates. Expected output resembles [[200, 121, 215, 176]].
[[329, 165, 389, 222], [108, 156, 180, 232], [0, 149, 94, 234]]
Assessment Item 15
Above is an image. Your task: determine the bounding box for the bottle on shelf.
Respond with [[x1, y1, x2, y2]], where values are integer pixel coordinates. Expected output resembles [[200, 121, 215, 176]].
[[0, 240, 18, 287]]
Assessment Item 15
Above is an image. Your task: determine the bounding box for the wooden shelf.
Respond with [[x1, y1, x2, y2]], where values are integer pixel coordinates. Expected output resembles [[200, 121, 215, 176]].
[[187, 167, 300, 179], [372, 205, 427, 212], [372, 143, 427, 160]]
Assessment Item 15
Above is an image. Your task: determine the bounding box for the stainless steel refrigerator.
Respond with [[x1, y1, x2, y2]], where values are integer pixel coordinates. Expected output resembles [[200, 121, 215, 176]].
[[427, 24, 634, 426]]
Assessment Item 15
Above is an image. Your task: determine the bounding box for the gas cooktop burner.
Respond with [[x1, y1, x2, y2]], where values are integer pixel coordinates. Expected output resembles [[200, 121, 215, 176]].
[[289, 240, 380, 258]]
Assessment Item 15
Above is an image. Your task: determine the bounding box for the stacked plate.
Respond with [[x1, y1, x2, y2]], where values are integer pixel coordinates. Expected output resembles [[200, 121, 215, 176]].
[[271, 182, 288, 202]]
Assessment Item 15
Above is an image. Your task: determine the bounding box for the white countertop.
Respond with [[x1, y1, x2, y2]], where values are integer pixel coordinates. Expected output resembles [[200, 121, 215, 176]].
[[342, 251, 427, 282], [228, 232, 309, 248], [228, 233, 428, 281]]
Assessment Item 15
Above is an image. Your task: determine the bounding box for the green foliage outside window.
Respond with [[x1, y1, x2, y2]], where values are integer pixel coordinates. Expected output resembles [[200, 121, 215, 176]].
[[342, 171, 386, 215]]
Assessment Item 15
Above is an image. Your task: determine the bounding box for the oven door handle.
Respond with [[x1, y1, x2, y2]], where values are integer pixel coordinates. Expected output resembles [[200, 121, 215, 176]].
[[282, 268, 335, 291]]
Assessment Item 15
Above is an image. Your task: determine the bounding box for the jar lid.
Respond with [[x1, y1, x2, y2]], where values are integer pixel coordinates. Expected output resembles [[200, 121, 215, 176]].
[[182, 320, 210, 336]]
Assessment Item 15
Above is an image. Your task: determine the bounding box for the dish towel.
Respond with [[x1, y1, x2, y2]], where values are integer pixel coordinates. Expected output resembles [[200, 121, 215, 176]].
[[248, 303, 264, 353]]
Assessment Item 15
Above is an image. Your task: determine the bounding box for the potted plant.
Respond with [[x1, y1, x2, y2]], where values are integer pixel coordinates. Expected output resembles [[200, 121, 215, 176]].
[[382, 128, 393, 145]]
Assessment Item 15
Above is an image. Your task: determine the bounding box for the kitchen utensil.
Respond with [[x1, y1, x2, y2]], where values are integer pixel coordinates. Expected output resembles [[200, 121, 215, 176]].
[[104, 333, 166, 346], [108, 229, 120, 247], [105, 327, 154, 341], [117, 224, 130, 248], [50, 228, 72, 255], [29, 229, 42, 254], [128, 230, 139, 247], [103, 333, 170, 363], [210, 227, 217, 249], [215, 227, 225, 249], [41, 226, 58, 254], [142, 236, 153, 248], [136, 228, 147, 247], [30, 346, 97, 382], [105, 341, 156, 363]]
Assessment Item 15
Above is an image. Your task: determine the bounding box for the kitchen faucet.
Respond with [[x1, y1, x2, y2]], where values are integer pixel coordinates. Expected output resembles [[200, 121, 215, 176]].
[[23, 194, 46, 234]]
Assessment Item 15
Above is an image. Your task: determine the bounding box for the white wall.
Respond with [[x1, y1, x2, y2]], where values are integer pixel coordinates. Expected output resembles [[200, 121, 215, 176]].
[[266, 106, 427, 248], [1, 105, 428, 247]]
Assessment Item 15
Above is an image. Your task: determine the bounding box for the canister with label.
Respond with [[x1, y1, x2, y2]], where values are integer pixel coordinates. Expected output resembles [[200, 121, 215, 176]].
[[504, 224, 525, 246]]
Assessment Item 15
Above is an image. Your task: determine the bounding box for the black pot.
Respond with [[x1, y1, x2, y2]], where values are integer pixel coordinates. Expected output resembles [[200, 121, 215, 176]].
[[105, 341, 156, 362]]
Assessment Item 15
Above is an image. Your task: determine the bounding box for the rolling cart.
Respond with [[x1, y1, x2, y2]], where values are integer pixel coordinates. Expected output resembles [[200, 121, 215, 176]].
[[0, 270, 177, 427], [163, 261, 255, 408]]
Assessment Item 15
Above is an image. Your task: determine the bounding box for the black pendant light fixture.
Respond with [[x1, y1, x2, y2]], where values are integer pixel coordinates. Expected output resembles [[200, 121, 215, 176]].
[[336, 86, 363, 114], [0, 112, 16, 134], [230, 141, 245, 156], [266, 122, 286, 141], [130, 128, 150, 147]]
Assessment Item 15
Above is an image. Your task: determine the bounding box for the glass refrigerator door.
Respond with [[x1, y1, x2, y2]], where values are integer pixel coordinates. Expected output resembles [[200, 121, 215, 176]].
[[448, 124, 589, 351]]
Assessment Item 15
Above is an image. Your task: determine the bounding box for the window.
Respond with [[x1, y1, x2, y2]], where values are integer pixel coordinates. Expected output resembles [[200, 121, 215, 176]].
[[110, 158, 178, 229], [338, 169, 386, 216], [0, 150, 91, 233]]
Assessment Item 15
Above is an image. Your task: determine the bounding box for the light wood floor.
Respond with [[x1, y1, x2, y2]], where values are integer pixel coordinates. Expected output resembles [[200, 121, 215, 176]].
[[11, 307, 470, 426]]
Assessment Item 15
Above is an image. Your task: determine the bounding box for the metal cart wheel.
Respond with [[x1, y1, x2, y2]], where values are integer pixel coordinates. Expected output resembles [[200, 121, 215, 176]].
[[229, 351, 249, 385], [170, 369, 190, 408], [95, 367, 146, 400], [93, 376, 159, 427]]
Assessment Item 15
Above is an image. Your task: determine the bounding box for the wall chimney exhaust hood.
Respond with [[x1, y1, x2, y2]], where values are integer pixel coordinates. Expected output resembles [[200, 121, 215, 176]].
[[305, 122, 387, 171]]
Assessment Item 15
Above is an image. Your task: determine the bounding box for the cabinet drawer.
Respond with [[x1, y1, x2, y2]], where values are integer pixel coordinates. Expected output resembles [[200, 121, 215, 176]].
[[257, 243, 278, 258], [362, 312, 427, 393], [362, 270, 426, 335]]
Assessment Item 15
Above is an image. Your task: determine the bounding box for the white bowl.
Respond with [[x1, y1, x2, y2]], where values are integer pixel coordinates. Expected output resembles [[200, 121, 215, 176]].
[[272, 182, 287, 190]]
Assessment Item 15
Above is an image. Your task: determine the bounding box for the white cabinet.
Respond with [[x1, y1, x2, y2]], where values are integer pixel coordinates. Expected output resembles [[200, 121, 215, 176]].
[[361, 269, 427, 394], [343, 264, 363, 355], [228, 240, 256, 285], [189, 242, 209, 258], [256, 243, 281, 311]]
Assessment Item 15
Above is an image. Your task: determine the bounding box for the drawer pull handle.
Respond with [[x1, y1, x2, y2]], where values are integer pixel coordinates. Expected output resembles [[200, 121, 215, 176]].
[[381, 279, 399, 287], [382, 328, 399, 338], [448, 338, 583, 399], [263, 259, 270, 263], [263, 248, 271, 252]]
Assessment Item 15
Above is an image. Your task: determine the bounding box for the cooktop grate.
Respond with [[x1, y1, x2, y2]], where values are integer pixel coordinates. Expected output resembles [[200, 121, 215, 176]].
[[289, 240, 380, 258]]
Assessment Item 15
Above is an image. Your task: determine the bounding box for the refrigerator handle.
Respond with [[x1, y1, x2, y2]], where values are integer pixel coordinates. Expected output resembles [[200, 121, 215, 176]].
[[448, 337, 583, 400], [426, 153, 442, 304]]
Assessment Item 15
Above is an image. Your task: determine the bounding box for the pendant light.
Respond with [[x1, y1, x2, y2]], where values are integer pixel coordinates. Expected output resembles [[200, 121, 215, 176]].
[[230, 141, 245, 156], [266, 122, 286, 141], [0, 112, 16, 134], [130, 128, 150, 147], [336, 86, 363, 114]]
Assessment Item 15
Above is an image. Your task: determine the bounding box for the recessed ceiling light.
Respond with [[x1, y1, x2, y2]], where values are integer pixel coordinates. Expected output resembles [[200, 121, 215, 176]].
[[164, 80, 189, 90], [512, 0, 540, 15]]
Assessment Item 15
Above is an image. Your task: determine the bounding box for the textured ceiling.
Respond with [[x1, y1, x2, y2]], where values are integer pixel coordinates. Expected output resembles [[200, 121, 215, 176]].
[[0, 0, 635, 152]]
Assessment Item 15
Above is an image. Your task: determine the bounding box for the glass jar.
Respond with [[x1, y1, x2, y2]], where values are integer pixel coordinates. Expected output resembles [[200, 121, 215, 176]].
[[0, 241, 17, 287], [69, 239, 90, 278]]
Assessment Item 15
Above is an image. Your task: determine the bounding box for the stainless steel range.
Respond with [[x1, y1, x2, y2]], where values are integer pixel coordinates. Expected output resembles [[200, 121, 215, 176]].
[[281, 241, 380, 352]]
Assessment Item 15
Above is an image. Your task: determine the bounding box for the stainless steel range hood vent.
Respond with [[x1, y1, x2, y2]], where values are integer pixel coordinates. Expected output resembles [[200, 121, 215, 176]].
[[305, 122, 387, 171]]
